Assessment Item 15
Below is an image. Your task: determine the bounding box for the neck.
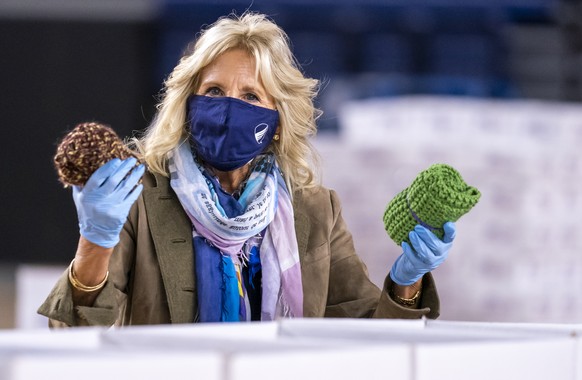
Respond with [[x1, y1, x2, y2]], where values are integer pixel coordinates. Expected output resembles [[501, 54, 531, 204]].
[[211, 164, 250, 194]]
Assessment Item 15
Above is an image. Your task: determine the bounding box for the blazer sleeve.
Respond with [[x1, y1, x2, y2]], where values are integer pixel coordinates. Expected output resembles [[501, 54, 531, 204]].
[[37, 200, 140, 327], [322, 189, 440, 319]]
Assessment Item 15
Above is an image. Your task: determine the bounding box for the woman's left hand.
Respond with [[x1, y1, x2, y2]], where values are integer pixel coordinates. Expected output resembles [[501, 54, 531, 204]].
[[390, 222, 456, 285]]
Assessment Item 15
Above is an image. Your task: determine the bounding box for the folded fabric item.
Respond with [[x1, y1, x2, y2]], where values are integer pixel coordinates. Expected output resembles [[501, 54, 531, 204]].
[[383, 163, 481, 245]]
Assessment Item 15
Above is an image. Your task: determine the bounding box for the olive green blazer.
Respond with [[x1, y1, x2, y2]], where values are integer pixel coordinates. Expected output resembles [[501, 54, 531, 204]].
[[39, 172, 439, 327]]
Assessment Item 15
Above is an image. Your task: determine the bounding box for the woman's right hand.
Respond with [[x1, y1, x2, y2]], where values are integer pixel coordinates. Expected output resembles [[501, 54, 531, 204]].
[[72, 157, 144, 248]]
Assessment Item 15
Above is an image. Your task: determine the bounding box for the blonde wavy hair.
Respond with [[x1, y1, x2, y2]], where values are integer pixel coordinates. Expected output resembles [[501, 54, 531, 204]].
[[134, 12, 322, 192]]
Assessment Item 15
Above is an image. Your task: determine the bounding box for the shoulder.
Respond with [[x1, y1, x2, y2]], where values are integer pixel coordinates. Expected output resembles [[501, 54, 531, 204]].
[[293, 185, 342, 222]]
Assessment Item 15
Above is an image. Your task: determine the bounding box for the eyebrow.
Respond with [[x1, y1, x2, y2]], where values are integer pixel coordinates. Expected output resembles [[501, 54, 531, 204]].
[[200, 80, 266, 96], [240, 84, 266, 96]]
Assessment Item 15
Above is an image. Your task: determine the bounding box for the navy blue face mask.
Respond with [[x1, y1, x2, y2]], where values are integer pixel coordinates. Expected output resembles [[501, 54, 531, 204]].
[[187, 95, 279, 171]]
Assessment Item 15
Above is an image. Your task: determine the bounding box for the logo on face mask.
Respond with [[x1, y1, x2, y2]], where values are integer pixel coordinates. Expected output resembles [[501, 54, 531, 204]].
[[254, 123, 269, 144]]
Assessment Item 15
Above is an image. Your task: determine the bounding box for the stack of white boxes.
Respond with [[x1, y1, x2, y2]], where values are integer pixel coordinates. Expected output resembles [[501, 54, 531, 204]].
[[317, 96, 582, 323]]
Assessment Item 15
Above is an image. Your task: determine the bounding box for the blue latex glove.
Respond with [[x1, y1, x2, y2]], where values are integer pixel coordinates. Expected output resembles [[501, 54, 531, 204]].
[[390, 222, 456, 286], [73, 157, 145, 248]]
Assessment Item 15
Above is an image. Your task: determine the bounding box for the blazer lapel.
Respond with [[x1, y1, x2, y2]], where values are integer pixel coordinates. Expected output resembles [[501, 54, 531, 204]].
[[142, 173, 197, 323], [293, 201, 311, 263]]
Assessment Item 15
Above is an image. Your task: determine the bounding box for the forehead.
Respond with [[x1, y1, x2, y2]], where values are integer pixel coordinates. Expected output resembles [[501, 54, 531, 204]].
[[200, 49, 259, 83]]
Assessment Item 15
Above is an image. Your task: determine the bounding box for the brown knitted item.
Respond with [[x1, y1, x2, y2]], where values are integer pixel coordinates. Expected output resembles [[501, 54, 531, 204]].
[[54, 122, 138, 187]]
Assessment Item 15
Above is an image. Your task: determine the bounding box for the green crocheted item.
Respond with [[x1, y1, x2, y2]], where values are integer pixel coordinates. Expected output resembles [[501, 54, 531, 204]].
[[383, 163, 481, 245]]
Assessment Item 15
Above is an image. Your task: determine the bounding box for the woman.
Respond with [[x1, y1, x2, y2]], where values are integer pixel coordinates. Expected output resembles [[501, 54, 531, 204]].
[[39, 12, 455, 326]]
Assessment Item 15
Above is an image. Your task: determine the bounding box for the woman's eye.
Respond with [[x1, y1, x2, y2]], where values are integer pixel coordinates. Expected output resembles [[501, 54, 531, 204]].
[[205, 87, 223, 97], [244, 93, 260, 102]]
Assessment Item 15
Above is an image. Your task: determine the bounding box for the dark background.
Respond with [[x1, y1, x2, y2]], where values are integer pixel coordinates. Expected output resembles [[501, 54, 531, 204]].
[[0, 18, 156, 263], [0, 0, 579, 264]]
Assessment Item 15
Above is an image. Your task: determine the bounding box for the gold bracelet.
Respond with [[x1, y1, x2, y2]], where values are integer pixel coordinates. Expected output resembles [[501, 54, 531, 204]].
[[390, 288, 421, 307], [68, 259, 108, 292]]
